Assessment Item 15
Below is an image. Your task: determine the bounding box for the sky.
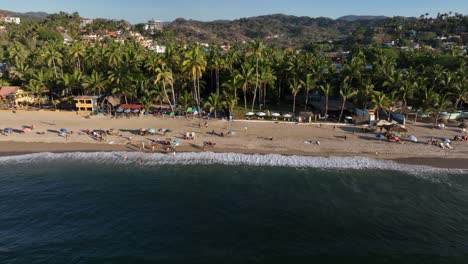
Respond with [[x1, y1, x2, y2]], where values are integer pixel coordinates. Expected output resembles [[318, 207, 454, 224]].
[[0, 0, 467, 23]]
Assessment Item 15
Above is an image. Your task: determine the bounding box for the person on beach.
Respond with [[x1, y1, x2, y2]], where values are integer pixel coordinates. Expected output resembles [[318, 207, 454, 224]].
[[140, 141, 145, 150], [204, 122, 208, 128]]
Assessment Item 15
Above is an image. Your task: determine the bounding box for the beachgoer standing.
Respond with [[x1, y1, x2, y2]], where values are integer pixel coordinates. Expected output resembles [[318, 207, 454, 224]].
[[141, 141, 145, 150]]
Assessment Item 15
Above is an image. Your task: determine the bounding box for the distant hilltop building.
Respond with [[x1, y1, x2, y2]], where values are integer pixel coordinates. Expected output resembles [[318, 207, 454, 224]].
[[0, 16, 21, 24], [144, 19, 163, 34], [80, 18, 94, 28]]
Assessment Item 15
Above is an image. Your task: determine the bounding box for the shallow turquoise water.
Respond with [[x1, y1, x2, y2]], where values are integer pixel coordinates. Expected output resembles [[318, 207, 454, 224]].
[[1, 154, 468, 263]]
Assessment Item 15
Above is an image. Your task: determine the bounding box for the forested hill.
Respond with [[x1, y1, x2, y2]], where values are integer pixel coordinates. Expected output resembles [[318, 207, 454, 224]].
[[164, 14, 387, 47], [0, 9, 48, 21]]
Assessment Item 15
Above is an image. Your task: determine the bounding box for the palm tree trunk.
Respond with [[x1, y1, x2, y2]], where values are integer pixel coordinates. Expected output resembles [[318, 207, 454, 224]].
[[293, 94, 296, 113], [324, 96, 329, 120], [197, 76, 201, 110], [52, 59, 58, 80], [216, 68, 220, 96], [251, 86, 258, 112], [263, 84, 266, 107], [170, 82, 176, 108], [339, 98, 346, 123], [304, 87, 310, 111], [243, 89, 247, 111]]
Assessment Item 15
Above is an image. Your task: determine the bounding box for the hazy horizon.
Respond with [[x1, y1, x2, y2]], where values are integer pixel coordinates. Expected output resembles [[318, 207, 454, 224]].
[[0, 0, 466, 24]]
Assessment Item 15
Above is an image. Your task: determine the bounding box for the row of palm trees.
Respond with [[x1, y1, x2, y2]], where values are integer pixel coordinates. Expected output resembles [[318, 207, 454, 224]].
[[1, 28, 467, 121]]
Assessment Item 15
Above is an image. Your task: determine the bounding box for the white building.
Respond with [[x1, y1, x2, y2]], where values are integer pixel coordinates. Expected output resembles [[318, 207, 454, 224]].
[[80, 19, 94, 28], [144, 19, 163, 34], [1, 17, 21, 24]]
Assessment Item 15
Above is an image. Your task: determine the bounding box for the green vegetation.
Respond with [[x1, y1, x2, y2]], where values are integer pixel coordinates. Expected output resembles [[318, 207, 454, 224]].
[[0, 12, 466, 121]]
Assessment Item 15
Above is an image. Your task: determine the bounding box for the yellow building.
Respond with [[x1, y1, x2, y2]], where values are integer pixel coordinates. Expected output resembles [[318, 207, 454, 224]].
[[0, 86, 36, 107], [74, 96, 98, 113]]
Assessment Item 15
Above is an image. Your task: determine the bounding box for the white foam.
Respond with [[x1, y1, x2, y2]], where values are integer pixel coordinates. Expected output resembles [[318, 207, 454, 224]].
[[0, 151, 465, 175]]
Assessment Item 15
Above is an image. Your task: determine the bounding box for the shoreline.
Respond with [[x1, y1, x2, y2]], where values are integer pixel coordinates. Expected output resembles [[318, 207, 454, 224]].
[[1, 141, 467, 169]]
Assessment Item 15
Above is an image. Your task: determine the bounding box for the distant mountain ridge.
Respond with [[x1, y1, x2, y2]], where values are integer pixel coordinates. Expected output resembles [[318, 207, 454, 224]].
[[337, 15, 389, 21], [0, 9, 48, 20], [165, 13, 388, 47]]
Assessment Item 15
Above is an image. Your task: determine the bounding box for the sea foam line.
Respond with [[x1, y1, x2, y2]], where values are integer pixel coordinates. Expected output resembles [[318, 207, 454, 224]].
[[0, 151, 465, 174]]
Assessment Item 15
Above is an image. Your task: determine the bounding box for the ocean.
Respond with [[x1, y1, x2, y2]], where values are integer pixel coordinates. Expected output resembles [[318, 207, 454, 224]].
[[1, 152, 468, 264]]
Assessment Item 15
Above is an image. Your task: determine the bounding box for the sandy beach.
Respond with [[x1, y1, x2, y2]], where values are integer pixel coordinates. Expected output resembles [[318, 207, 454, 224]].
[[0, 110, 467, 169]]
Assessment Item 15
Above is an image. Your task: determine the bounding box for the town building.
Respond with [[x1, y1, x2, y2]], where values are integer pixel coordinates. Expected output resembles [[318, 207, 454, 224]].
[[80, 19, 94, 28], [144, 19, 163, 34], [1, 17, 20, 24]]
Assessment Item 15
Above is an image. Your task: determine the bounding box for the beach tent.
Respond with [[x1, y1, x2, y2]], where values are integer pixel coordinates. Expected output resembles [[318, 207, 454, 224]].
[[227, 130, 236, 135], [376, 120, 396, 127], [148, 128, 156, 134], [408, 135, 418, 142], [256, 112, 266, 117], [271, 113, 280, 117], [60, 128, 68, 134], [4, 128, 13, 133], [283, 114, 292, 118]]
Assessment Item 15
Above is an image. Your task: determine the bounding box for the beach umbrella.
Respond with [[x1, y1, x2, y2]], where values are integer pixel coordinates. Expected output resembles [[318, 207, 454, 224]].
[[60, 128, 68, 134], [283, 114, 292, 118], [227, 130, 236, 135], [408, 135, 418, 142], [271, 113, 280, 117], [256, 112, 266, 117], [116, 108, 123, 113], [124, 109, 131, 114], [132, 109, 140, 113], [245, 112, 255, 116], [148, 128, 156, 134], [4, 128, 13, 133], [442, 138, 451, 143], [376, 134, 385, 140]]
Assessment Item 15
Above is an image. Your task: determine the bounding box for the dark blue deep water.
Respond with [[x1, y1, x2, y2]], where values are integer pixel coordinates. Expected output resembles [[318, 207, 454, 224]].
[[1, 154, 468, 263]]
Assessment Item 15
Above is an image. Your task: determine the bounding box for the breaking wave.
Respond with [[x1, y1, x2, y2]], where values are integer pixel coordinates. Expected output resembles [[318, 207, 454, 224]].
[[0, 151, 465, 174]]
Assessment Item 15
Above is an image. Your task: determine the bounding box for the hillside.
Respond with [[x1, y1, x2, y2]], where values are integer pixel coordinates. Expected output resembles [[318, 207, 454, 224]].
[[165, 14, 387, 47], [337, 15, 388, 21], [0, 9, 48, 20]]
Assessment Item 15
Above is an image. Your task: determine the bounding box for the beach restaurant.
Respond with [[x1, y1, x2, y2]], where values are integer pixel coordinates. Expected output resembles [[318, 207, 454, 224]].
[[0, 86, 36, 107], [74, 95, 98, 114]]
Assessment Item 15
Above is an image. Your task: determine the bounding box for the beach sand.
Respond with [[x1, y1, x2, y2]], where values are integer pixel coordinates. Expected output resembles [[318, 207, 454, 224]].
[[0, 110, 467, 169]]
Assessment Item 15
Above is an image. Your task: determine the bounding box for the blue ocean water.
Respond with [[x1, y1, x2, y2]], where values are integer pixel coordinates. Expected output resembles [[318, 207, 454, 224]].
[[1, 152, 468, 264]]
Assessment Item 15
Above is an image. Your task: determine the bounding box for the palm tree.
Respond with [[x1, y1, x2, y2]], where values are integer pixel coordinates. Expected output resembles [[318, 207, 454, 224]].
[[155, 67, 175, 112], [204, 93, 223, 118], [248, 39, 265, 111], [289, 78, 302, 113], [83, 71, 106, 96], [236, 63, 254, 111], [182, 45, 206, 110], [372, 91, 391, 121], [303, 73, 317, 110], [319, 83, 332, 120], [69, 42, 85, 72], [178, 90, 193, 111], [41, 47, 63, 80], [338, 77, 357, 122], [222, 75, 240, 99], [223, 91, 237, 120]]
